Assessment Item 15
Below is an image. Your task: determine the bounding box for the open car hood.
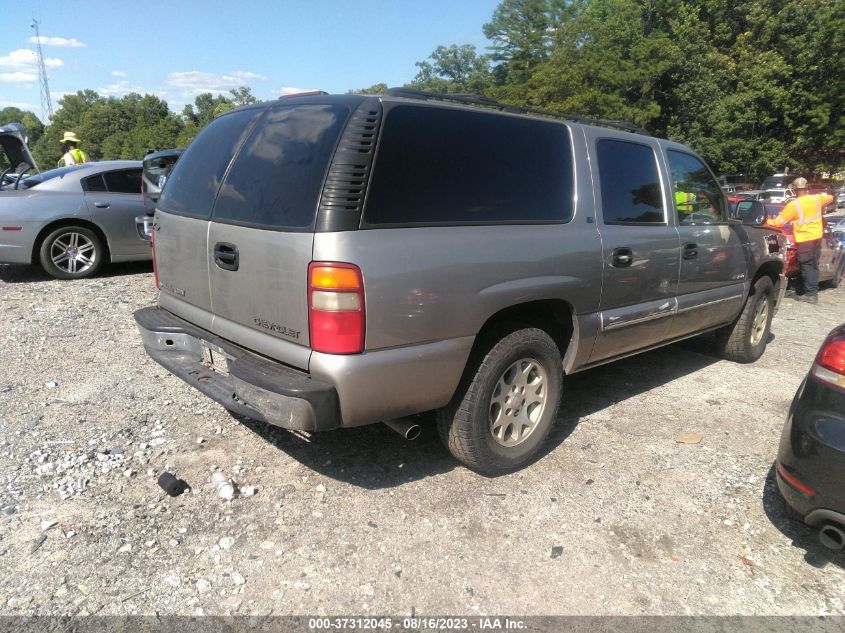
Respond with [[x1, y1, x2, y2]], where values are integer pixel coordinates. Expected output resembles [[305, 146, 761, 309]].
[[0, 122, 39, 174]]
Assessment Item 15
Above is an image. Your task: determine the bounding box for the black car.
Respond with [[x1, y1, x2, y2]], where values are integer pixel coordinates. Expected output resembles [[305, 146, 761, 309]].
[[136, 148, 182, 240], [777, 324, 845, 552], [141, 148, 182, 212]]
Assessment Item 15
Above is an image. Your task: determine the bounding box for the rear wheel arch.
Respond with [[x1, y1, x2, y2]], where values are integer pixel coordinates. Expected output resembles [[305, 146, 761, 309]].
[[470, 299, 576, 370], [32, 219, 112, 265]]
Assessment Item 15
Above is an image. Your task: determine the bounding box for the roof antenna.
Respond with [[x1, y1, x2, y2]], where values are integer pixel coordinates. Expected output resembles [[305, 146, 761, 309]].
[[30, 19, 54, 122]]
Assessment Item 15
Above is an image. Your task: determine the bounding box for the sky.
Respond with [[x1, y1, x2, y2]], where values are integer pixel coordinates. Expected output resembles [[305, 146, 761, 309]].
[[0, 0, 501, 120]]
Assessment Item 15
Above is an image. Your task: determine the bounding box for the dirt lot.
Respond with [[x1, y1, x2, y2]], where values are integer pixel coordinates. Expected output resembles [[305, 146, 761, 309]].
[[0, 259, 843, 618]]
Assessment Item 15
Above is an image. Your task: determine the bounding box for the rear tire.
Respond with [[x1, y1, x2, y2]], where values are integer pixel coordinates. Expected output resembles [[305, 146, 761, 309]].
[[38, 226, 105, 280], [716, 276, 774, 363], [437, 327, 563, 475]]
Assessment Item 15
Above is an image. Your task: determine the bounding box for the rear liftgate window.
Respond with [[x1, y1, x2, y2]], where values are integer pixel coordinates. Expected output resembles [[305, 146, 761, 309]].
[[157, 107, 263, 219], [212, 104, 350, 230], [363, 106, 574, 226]]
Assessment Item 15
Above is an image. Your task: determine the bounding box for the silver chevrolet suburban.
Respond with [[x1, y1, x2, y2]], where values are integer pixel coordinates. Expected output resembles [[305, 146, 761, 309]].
[[134, 89, 786, 475]]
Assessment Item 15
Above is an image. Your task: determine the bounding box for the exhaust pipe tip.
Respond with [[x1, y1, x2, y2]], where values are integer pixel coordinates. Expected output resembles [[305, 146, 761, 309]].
[[819, 524, 845, 552], [384, 419, 422, 441]]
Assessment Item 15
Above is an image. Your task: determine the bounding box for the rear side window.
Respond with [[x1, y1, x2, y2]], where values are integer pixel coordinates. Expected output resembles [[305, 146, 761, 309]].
[[363, 106, 574, 226], [103, 169, 142, 194], [596, 139, 664, 224], [212, 104, 350, 230], [83, 174, 107, 192], [158, 107, 262, 218]]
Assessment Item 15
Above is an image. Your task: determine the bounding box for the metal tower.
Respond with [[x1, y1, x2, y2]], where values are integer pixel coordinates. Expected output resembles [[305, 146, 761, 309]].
[[30, 19, 54, 121]]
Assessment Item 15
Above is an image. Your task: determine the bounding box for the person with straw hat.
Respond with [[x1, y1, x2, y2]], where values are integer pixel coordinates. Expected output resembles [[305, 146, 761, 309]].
[[57, 131, 89, 167]]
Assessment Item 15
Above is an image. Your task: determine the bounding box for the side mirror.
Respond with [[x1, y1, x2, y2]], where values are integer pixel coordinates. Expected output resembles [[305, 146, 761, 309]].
[[735, 200, 767, 225]]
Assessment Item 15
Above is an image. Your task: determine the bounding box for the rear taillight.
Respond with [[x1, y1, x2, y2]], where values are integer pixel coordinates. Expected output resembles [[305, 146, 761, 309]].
[[812, 333, 845, 389], [151, 226, 159, 289], [308, 262, 364, 354]]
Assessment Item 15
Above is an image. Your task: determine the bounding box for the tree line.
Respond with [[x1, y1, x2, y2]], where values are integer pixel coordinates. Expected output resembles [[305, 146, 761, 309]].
[[375, 0, 845, 181], [0, 86, 256, 171], [3, 0, 843, 181]]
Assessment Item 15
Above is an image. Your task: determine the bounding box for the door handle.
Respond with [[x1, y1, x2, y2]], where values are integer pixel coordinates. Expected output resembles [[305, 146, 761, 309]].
[[683, 243, 698, 259], [611, 247, 633, 268], [214, 242, 239, 271], [94, 202, 110, 208]]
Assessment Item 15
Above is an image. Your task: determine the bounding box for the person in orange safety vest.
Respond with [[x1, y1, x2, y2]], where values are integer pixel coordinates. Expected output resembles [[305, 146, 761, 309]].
[[767, 177, 833, 304]]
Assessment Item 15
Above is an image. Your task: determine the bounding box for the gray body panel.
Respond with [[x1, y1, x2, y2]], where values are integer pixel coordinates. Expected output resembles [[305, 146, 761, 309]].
[[143, 95, 786, 430], [0, 160, 150, 266]]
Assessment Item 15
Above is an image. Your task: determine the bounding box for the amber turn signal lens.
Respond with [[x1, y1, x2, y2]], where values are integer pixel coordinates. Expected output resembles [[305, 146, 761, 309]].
[[310, 266, 361, 290]]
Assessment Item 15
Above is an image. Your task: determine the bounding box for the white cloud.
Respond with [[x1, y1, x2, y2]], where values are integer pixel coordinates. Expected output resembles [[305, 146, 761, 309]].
[[275, 86, 317, 96], [28, 36, 87, 48], [0, 72, 38, 83], [98, 81, 148, 96], [0, 48, 63, 72], [0, 99, 40, 111], [165, 70, 268, 95], [111, 70, 127, 77]]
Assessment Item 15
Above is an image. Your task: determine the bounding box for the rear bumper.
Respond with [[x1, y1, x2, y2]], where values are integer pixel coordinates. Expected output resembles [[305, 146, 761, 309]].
[[776, 375, 845, 521], [134, 307, 340, 431]]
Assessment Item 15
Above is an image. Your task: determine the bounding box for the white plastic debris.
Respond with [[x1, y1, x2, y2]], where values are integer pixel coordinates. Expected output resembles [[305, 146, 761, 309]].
[[212, 472, 235, 501]]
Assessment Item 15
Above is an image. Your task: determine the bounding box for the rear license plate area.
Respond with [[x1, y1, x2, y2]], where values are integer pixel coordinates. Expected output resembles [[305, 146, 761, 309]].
[[200, 342, 230, 376]]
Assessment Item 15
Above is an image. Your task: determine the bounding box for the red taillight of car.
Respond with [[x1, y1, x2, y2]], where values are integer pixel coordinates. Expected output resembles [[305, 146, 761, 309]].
[[308, 262, 365, 354], [151, 226, 160, 289], [812, 333, 845, 389], [776, 462, 817, 497]]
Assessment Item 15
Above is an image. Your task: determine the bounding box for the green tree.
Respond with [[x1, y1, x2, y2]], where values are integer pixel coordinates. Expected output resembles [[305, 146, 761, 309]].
[[482, 0, 574, 84], [409, 44, 493, 94], [351, 83, 389, 95], [0, 108, 44, 169]]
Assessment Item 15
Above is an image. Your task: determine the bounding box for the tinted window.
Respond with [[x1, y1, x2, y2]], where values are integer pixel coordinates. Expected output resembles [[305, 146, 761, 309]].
[[83, 174, 107, 192], [596, 139, 664, 224], [666, 150, 726, 225], [158, 107, 262, 218], [363, 106, 574, 226], [212, 104, 349, 229], [103, 169, 142, 194]]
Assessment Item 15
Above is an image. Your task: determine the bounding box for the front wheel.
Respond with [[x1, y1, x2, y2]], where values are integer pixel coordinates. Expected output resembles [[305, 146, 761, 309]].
[[715, 276, 774, 363], [38, 226, 105, 279], [437, 327, 563, 475]]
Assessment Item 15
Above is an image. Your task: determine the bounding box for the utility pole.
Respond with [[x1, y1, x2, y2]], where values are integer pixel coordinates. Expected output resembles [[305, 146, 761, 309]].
[[30, 19, 54, 122]]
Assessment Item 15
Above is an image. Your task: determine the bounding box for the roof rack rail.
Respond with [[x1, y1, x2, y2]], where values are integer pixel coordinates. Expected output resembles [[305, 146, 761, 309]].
[[384, 87, 649, 136]]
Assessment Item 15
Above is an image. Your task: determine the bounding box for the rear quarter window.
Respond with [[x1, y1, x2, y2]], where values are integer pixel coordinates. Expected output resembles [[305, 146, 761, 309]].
[[363, 105, 574, 226], [211, 104, 350, 230], [158, 107, 263, 218]]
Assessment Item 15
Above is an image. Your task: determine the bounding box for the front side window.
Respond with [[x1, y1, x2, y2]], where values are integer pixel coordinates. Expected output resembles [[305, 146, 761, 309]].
[[596, 139, 664, 224], [666, 150, 727, 225], [363, 106, 574, 226]]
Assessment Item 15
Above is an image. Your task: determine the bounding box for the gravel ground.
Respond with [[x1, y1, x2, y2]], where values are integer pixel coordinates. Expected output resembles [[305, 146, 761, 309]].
[[0, 258, 844, 617]]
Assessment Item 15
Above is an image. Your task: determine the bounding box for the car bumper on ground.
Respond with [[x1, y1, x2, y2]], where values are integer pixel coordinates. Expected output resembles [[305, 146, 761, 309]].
[[134, 306, 341, 431]]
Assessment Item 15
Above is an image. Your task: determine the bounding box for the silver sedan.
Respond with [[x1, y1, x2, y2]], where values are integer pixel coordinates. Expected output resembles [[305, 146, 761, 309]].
[[0, 160, 151, 279]]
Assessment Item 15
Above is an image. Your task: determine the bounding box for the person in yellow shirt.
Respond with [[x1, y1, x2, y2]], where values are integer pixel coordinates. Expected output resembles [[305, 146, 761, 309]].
[[767, 177, 833, 304], [57, 132, 89, 167]]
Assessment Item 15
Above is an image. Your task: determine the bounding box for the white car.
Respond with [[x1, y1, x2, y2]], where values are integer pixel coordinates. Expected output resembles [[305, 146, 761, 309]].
[[765, 188, 795, 204]]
